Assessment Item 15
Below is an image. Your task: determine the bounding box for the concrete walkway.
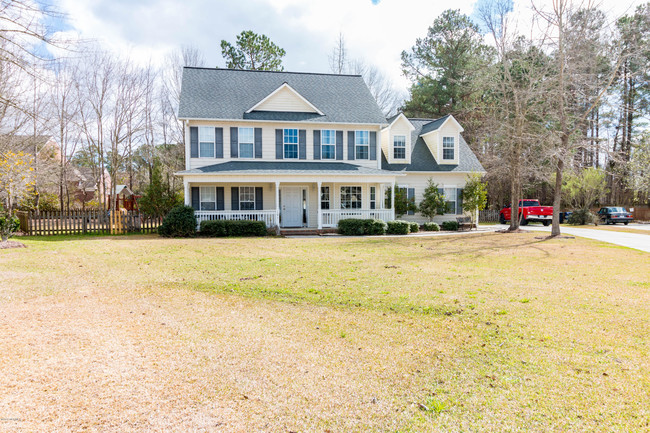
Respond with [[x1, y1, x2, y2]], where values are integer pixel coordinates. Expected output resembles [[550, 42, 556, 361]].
[[495, 224, 650, 253]]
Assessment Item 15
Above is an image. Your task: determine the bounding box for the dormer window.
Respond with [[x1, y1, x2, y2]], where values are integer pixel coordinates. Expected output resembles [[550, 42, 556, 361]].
[[393, 135, 406, 159], [443, 137, 455, 160]]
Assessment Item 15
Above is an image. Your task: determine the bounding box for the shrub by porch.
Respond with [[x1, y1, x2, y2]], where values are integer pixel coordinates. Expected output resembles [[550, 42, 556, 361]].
[[200, 219, 267, 237]]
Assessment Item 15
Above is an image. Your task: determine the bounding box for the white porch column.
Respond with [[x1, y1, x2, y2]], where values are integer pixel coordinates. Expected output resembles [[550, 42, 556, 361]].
[[391, 180, 396, 220], [184, 180, 191, 206], [317, 181, 322, 229], [275, 181, 280, 228]]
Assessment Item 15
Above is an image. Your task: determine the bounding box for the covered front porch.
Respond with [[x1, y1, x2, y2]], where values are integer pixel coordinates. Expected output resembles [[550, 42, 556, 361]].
[[186, 181, 396, 230], [178, 161, 402, 230]]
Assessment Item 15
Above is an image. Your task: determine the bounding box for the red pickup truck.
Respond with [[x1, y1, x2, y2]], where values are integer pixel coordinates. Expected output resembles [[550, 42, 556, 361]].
[[499, 199, 554, 226]]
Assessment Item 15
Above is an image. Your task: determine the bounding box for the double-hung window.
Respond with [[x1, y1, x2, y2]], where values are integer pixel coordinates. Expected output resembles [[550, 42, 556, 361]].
[[199, 127, 214, 158], [443, 137, 455, 160], [444, 187, 456, 214], [341, 186, 362, 209], [355, 130, 369, 159], [284, 128, 298, 159], [320, 186, 330, 209], [199, 186, 216, 210], [240, 186, 256, 210], [321, 130, 336, 159], [393, 135, 406, 159], [370, 186, 376, 210], [239, 127, 254, 158]]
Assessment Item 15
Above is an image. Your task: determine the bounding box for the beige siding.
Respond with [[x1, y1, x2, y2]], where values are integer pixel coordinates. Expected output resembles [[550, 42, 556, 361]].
[[187, 120, 382, 170], [189, 182, 277, 211], [437, 120, 460, 165], [254, 86, 319, 113], [396, 172, 470, 223], [385, 116, 413, 164]]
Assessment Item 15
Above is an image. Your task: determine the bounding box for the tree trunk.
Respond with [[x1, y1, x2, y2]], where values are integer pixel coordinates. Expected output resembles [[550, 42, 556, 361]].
[[551, 157, 564, 237]]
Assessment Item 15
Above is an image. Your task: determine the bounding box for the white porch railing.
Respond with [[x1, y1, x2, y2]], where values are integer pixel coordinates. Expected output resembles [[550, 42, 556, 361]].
[[321, 209, 393, 228], [195, 210, 278, 229]]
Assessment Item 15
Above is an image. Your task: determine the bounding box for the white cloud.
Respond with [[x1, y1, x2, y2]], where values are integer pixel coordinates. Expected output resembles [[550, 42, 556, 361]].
[[55, 0, 647, 96]]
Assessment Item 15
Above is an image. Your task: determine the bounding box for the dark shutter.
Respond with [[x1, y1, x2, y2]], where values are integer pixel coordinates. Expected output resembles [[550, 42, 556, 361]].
[[215, 128, 223, 158], [299, 129, 306, 160], [347, 131, 355, 160], [408, 188, 415, 215], [191, 186, 199, 210], [231, 187, 239, 210], [457, 188, 464, 215], [369, 131, 377, 160], [255, 187, 263, 210], [230, 127, 238, 158], [190, 127, 198, 158], [335, 130, 343, 160], [254, 127, 262, 158], [216, 187, 225, 211], [313, 130, 321, 160], [275, 129, 283, 159]]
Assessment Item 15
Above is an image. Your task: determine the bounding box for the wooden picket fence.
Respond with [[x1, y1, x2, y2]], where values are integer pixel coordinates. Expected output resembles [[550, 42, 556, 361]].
[[17, 210, 162, 236]]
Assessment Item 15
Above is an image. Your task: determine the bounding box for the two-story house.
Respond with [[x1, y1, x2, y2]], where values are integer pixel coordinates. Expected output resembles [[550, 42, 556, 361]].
[[176, 67, 484, 230]]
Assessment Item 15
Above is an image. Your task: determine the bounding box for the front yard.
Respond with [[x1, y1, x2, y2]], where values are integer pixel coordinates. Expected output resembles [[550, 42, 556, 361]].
[[1, 233, 648, 432]]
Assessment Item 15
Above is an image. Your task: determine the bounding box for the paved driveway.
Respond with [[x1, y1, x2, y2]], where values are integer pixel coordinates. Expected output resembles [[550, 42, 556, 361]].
[[495, 224, 650, 253]]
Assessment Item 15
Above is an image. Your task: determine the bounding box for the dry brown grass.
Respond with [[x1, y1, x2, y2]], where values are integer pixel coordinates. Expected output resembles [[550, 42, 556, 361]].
[[0, 232, 649, 432]]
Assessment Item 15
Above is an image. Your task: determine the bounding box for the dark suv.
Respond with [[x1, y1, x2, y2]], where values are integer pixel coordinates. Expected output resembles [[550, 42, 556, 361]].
[[597, 207, 633, 225]]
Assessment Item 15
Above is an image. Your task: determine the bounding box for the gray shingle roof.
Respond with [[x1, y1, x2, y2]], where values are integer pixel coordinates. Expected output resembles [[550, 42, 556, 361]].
[[178, 161, 399, 176], [381, 118, 485, 173], [179, 68, 387, 125]]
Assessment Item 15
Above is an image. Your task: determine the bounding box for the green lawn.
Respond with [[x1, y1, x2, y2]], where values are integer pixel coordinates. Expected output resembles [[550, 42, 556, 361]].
[[1, 233, 648, 432]]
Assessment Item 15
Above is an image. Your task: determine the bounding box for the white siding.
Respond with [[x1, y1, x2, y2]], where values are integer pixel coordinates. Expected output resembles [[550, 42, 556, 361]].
[[385, 116, 413, 164], [438, 120, 460, 165]]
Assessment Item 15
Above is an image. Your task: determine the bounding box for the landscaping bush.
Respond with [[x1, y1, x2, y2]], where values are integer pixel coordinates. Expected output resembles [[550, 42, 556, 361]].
[[423, 222, 440, 231], [386, 220, 410, 235], [200, 219, 267, 237], [441, 220, 459, 231], [158, 205, 196, 237], [567, 208, 597, 225], [409, 222, 420, 233], [338, 218, 367, 236], [365, 219, 388, 235], [338, 218, 387, 236]]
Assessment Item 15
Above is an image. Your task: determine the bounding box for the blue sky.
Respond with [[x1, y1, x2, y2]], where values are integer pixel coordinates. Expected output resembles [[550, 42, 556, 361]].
[[51, 0, 645, 92]]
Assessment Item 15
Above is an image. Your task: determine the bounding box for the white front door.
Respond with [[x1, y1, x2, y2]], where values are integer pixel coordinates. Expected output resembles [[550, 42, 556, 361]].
[[281, 187, 303, 227]]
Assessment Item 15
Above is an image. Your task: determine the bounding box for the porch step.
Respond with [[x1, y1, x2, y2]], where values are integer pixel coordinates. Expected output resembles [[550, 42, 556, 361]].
[[279, 228, 338, 236]]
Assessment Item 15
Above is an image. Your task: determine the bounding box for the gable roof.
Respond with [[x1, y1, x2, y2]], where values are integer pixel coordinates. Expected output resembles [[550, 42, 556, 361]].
[[246, 82, 324, 115], [178, 67, 387, 125], [381, 118, 484, 173]]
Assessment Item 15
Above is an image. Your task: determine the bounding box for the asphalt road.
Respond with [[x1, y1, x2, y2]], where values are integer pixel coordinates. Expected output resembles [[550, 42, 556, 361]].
[[495, 223, 650, 253]]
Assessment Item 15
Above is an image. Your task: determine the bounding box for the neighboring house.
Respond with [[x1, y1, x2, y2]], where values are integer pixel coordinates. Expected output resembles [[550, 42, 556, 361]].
[[66, 166, 112, 206], [176, 67, 485, 229], [0, 134, 61, 161]]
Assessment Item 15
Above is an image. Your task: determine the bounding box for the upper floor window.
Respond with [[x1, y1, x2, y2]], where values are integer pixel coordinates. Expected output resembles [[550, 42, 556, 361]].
[[341, 186, 362, 209], [321, 130, 336, 159], [200, 186, 216, 210], [321, 186, 330, 210], [443, 137, 455, 160], [199, 127, 214, 158], [239, 127, 254, 158], [240, 186, 256, 210], [355, 130, 369, 159], [393, 135, 406, 159], [284, 128, 298, 159]]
